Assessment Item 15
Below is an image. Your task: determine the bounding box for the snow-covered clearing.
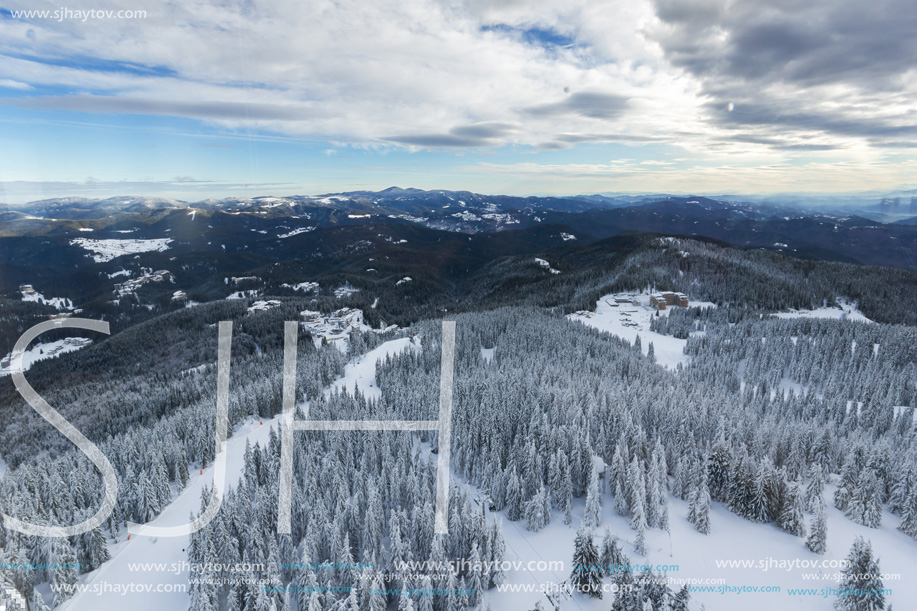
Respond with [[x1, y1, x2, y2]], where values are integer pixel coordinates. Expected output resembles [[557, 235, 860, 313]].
[[534, 258, 561, 274], [774, 299, 872, 323], [281, 281, 319, 293], [226, 290, 261, 300], [107, 269, 131, 279], [466, 465, 917, 611], [247, 300, 281, 313], [0, 337, 93, 378], [70, 238, 173, 263], [568, 292, 716, 370], [20, 286, 74, 310]]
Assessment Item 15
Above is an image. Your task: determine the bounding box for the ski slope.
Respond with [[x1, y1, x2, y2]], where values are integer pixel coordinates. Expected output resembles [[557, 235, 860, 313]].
[[59, 415, 279, 611], [60, 337, 419, 611], [326, 336, 418, 400], [774, 299, 873, 323]]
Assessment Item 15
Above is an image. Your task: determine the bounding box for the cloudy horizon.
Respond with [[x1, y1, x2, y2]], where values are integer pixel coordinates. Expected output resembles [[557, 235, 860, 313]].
[[1, 0, 915, 203]]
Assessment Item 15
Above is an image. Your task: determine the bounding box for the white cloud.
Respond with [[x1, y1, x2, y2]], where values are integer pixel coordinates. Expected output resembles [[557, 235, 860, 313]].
[[0, 0, 700, 149], [0, 78, 32, 90], [0, 0, 913, 193]]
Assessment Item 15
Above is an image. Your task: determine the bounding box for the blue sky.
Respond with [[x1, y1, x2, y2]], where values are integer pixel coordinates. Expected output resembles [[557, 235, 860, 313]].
[[1, 0, 915, 203]]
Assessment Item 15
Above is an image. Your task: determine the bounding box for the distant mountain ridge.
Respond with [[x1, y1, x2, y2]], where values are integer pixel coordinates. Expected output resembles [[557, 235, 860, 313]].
[[2, 188, 917, 272]]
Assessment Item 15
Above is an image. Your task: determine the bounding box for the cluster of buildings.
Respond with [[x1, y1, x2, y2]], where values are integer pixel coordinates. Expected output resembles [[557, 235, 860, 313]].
[[300, 307, 365, 347], [113, 269, 172, 297], [650, 291, 689, 310]]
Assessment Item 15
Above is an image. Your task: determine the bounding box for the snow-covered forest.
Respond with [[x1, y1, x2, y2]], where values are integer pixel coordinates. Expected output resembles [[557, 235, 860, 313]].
[[1, 238, 915, 611]]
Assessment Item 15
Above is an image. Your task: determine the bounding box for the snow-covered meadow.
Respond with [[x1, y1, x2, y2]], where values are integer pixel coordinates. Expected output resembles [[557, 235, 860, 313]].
[[0, 337, 93, 378], [70, 238, 173, 263], [568, 292, 716, 370]]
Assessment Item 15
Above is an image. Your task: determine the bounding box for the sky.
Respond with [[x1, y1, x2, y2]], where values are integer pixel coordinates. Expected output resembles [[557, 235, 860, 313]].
[[0, 0, 915, 203]]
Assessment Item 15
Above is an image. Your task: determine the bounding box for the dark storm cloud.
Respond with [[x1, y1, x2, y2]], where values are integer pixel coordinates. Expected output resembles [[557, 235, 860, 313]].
[[708, 100, 917, 140], [523, 92, 630, 120], [650, 0, 917, 146], [385, 122, 517, 148]]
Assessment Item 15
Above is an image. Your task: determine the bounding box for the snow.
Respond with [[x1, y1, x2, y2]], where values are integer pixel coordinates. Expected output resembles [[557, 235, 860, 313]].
[[225, 291, 259, 300], [20, 286, 74, 310], [567, 292, 716, 370], [452, 211, 480, 221], [301, 308, 368, 350], [560, 232, 576, 241], [334, 285, 360, 298], [70, 238, 173, 263], [396, 277, 412, 286], [77, 227, 94, 232], [113, 269, 172, 297], [481, 213, 519, 224], [29, 323, 917, 611], [281, 281, 319, 293], [60, 415, 278, 611], [534, 258, 561, 274], [247, 300, 282, 313], [774, 299, 872, 323], [327, 336, 419, 400], [0, 337, 93, 377], [463, 464, 917, 611], [63, 338, 420, 611]]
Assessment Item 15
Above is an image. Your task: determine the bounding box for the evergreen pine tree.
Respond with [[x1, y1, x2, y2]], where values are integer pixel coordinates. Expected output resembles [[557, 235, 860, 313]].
[[835, 537, 886, 611], [805, 463, 826, 511], [778, 480, 807, 537], [897, 486, 917, 539], [671, 584, 691, 611], [570, 527, 602, 599], [688, 472, 711, 535], [806, 499, 828, 554], [525, 486, 549, 532], [584, 466, 602, 529]]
